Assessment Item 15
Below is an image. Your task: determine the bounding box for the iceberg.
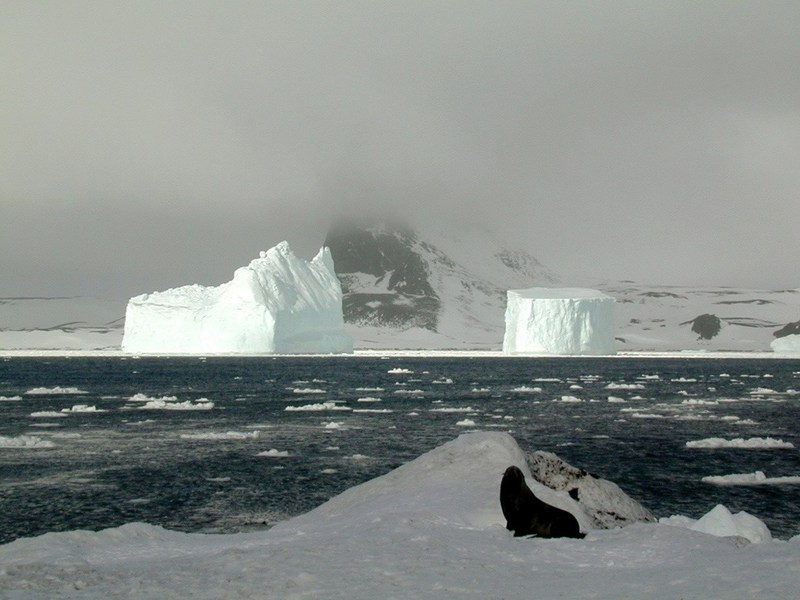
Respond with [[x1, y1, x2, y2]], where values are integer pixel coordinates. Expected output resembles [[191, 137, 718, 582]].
[[121, 242, 353, 354], [503, 287, 615, 355], [771, 333, 800, 354]]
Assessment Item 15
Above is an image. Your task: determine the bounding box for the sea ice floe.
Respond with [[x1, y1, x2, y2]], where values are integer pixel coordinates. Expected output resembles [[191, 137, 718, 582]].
[[61, 404, 107, 413], [293, 388, 326, 394], [256, 449, 290, 457], [686, 437, 794, 449], [0, 395, 22, 401], [430, 406, 475, 413], [25, 386, 88, 395], [605, 383, 645, 390], [456, 419, 476, 427], [180, 431, 260, 440], [29, 411, 68, 418], [356, 397, 382, 402], [140, 398, 214, 410], [701, 471, 800, 486], [285, 402, 351, 412], [352, 408, 393, 413], [557, 395, 582, 403], [510, 386, 542, 393], [387, 368, 413, 374], [127, 393, 179, 403], [0, 434, 56, 448]]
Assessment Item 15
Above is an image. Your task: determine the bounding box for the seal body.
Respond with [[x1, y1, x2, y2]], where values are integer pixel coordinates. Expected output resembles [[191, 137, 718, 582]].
[[500, 465, 585, 538]]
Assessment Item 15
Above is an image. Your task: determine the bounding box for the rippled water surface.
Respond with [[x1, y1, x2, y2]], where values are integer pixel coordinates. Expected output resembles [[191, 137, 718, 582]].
[[1, 355, 798, 543]]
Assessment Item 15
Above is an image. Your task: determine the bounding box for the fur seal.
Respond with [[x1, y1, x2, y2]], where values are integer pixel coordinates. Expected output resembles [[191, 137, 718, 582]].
[[500, 465, 585, 539]]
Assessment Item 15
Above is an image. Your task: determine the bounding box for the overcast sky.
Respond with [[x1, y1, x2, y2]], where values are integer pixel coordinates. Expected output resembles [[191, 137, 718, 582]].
[[2, 1, 799, 299]]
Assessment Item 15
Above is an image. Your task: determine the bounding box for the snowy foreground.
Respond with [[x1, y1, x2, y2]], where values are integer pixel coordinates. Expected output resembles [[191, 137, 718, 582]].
[[1, 433, 798, 599]]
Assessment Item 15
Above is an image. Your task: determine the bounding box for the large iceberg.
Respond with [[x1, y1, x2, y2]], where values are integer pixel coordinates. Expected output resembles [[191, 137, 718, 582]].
[[771, 333, 800, 354], [121, 241, 353, 354], [503, 287, 615, 355]]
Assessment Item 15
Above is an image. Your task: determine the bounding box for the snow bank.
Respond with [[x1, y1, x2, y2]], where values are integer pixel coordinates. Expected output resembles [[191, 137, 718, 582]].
[[661, 504, 772, 544], [121, 241, 353, 354], [771, 333, 800, 354], [1, 432, 799, 600], [503, 288, 615, 355]]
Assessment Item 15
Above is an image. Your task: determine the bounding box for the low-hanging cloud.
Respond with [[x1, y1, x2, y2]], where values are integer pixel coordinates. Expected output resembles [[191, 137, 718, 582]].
[[2, 1, 799, 298]]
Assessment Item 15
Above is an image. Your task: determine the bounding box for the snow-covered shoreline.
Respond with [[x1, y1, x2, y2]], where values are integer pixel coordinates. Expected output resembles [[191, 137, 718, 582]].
[[1, 432, 797, 599]]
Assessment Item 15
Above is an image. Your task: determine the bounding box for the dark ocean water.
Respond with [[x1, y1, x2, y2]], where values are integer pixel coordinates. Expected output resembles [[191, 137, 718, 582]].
[[1, 355, 799, 544]]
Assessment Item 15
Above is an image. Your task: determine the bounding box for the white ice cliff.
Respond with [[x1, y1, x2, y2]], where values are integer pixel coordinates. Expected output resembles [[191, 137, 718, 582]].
[[771, 334, 800, 354], [502, 287, 615, 355], [121, 242, 353, 354]]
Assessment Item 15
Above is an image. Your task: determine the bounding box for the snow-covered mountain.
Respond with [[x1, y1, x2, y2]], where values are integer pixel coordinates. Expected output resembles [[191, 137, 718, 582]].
[[325, 221, 799, 352], [0, 297, 124, 351], [324, 220, 558, 349], [1, 223, 797, 352], [606, 283, 800, 353]]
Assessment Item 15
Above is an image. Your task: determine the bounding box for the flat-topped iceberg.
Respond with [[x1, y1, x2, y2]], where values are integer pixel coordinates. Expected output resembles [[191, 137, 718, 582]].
[[771, 333, 800, 354], [121, 241, 352, 354], [503, 287, 615, 355]]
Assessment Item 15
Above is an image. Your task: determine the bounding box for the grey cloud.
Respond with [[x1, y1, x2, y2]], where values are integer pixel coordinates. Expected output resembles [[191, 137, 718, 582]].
[[2, 1, 799, 297]]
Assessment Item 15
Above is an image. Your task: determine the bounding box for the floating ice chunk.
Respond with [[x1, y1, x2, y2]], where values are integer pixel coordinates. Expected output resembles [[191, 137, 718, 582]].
[[557, 395, 582, 403], [61, 404, 106, 413], [387, 368, 413, 374], [0, 395, 22, 402], [292, 388, 326, 394], [121, 241, 353, 354], [256, 449, 290, 457], [510, 386, 542, 393], [286, 402, 351, 412], [430, 406, 475, 413], [702, 471, 800, 486], [503, 287, 615, 355], [0, 434, 56, 448], [456, 419, 476, 427], [25, 386, 88, 395], [141, 398, 214, 410], [605, 383, 645, 390], [127, 393, 179, 403], [686, 437, 794, 449], [30, 411, 68, 418], [181, 431, 260, 440]]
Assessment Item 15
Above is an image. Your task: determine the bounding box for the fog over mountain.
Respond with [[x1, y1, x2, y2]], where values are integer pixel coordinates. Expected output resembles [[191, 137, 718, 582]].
[[2, 1, 799, 298]]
